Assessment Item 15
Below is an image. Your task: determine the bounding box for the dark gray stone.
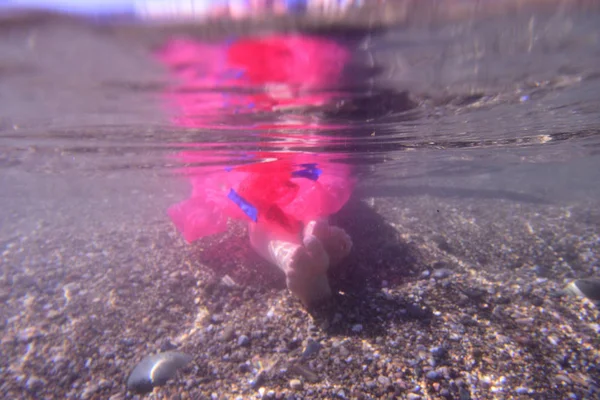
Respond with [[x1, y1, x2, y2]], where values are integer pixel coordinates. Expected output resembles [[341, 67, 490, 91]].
[[127, 351, 193, 394]]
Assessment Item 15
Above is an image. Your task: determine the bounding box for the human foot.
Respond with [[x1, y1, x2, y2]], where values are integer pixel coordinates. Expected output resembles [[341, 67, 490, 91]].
[[303, 220, 352, 267], [267, 235, 331, 307]]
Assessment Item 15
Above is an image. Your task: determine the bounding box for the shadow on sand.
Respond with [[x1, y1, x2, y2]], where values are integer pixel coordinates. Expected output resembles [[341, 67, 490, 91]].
[[188, 195, 434, 337]]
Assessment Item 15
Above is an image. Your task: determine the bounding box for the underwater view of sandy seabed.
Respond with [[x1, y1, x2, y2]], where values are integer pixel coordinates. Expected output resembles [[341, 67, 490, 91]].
[[1, 0, 600, 399]]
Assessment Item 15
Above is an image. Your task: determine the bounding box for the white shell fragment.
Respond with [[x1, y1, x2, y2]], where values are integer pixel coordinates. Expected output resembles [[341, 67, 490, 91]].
[[127, 351, 193, 394]]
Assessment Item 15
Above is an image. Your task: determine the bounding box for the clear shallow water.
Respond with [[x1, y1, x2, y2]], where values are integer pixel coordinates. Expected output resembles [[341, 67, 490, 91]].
[[2, 2, 600, 399]]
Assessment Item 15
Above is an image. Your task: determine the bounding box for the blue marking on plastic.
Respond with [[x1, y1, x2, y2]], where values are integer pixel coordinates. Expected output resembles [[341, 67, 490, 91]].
[[292, 163, 322, 181], [228, 189, 258, 222], [224, 166, 233, 172]]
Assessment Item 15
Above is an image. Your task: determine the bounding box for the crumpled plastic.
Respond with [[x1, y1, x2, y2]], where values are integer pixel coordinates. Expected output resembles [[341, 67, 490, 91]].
[[168, 153, 355, 242]]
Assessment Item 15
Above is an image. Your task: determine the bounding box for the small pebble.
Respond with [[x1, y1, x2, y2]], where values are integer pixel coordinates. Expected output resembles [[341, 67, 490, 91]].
[[378, 375, 391, 386], [430, 346, 446, 360], [46, 310, 64, 321], [238, 362, 251, 373], [220, 274, 237, 287], [407, 304, 431, 319], [515, 317, 534, 326], [515, 386, 532, 395], [220, 326, 235, 342], [17, 327, 42, 343], [237, 335, 250, 347], [432, 268, 453, 279], [289, 379, 303, 390], [426, 370, 440, 380], [459, 387, 472, 400], [555, 374, 572, 385], [480, 376, 492, 388], [26, 377, 45, 393], [339, 347, 350, 357], [120, 337, 137, 347], [529, 296, 543, 307], [548, 336, 560, 346], [302, 339, 322, 358], [265, 308, 275, 319]]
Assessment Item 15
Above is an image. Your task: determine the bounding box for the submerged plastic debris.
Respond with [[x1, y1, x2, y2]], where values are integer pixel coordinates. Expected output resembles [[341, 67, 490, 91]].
[[168, 156, 355, 243], [126, 351, 193, 394]]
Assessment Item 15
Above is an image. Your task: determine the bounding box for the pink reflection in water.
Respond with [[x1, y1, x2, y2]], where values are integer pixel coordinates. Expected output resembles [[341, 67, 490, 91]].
[[157, 34, 349, 127]]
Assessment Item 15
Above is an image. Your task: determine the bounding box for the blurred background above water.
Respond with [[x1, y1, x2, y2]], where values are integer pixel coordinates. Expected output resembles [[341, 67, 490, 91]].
[[1, 0, 599, 178]]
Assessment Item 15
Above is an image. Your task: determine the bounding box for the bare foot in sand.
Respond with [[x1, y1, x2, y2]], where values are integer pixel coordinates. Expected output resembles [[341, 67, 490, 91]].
[[269, 235, 331, 307], [248, 222, 331, 307], [248, 218, 351, 307], [303, 219, 352, 267]]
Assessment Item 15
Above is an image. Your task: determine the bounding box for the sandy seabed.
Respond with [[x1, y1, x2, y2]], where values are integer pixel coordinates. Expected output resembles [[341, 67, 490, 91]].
[[1, 165, 599, 400]]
